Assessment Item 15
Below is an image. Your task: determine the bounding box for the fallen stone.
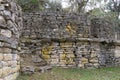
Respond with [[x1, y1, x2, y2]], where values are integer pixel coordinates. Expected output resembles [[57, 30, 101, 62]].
[[40, 66, 52, 73]]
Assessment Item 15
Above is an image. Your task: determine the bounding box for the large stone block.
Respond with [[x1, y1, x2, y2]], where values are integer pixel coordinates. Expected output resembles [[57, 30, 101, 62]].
[[0, 62, 2, 68], [0, 53, 3, 61], [78, 63, 84, 68], [51, 55, 59, 59], [11, 65, 20, 73], [50, 59, 59, 65], [2, 61, 8, 67], [42, 54, 50, 59], [91, 52, 97, 58], [7, 61, 17, 67], [60, 54, 66, 60], [3, 54, 12, 61], [0, 69, 2, 77], [0, 48, 12, 53], [81, 58, 88, 64], [2, 67, 11, 77], [67, 54, 75, 58], [12, 54, 19, 60], [89, 58, 98, 63], [115, 46, 120, 58], [0, 29, 12, 38]]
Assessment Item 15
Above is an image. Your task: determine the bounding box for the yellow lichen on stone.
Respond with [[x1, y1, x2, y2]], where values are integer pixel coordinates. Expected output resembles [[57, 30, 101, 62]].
[[65, 23, 76, 37], [42, 54, 50, 59], [64, 57, 74, 65], [41, 46, 52, 55], [91, 53, 97, 58], [41, 46, 53, 59], [60, 54, 66, 60], [41, 48, 49, 55]]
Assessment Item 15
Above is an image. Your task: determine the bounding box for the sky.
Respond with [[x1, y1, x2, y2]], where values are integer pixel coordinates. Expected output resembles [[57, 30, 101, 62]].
[[61, 0, 103, 10], [61, 0, 70, 8]]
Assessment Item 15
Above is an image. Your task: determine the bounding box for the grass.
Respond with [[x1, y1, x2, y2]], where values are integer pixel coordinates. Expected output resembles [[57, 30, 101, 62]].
[[17, 67, 120, 80]]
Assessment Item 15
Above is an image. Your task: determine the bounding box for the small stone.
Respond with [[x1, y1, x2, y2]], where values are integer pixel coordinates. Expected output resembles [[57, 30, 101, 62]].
[[22, 66, 35, 74], [84, 63, 95, 69], [40, 66, 52, 73], [89, 58, 98, 63], [32, 56, 43, 63]]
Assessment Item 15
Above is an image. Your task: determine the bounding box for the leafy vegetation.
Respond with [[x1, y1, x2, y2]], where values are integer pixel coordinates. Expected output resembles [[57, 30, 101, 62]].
[[15, 0, 62, 12], [17, 67, 120, 80]]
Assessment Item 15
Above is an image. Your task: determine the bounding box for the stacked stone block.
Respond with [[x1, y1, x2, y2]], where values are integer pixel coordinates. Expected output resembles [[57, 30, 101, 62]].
[[114, 45, 120, 66], [20, 11, 120, 70], [0, 0, 22, 80], [22, 12, 90, 39], [40, 41, 100, 68]]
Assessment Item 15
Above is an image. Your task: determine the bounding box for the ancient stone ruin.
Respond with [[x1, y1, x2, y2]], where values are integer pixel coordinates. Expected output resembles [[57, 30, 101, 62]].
[[0, 0, 120, 80], [21, 12, 119, 70]]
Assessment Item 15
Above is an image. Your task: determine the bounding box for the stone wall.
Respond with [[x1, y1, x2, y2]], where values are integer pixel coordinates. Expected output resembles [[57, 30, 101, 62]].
[[22, 12, 114, 39], [0, 0, 119, 79], [0, 0, 22, 80], [40, 40, 100, 68], [19, 11, 120, 71]]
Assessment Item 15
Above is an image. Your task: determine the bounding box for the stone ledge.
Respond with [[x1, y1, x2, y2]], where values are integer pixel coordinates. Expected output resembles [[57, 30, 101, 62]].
[[21, 37, 116, 44]]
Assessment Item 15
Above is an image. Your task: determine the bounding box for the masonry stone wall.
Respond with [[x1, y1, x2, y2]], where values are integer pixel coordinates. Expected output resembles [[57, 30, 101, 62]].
[[0, 0, 119, 79], [0, 0, 22, 80], [20, 11, 120, 72]]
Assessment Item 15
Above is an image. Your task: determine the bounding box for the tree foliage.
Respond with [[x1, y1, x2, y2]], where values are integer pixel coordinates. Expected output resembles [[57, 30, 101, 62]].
[[68, 0, 89, 12], [46, 0, 62, 11], [107, 0, 120, 19], [15, 0, 49, 12], [15, 0, 62, 12]]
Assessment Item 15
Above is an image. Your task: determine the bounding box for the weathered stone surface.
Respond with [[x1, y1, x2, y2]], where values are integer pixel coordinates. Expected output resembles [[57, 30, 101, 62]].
[[21, 66, 35, 74], [7, 61, 17, 67], [0, 16, 6, 26], [0, 0, 22, 80], [0, 53, 3, 61], [2, 67, 11, 77], [3, 72, 19, 80], [18, 5, 120, 77], [115, 46, 120, 58], [0, 29, 12, 38], [40, 66, 52, 73], [0, 48, 12, 53], [3, 54, 12, 61]]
